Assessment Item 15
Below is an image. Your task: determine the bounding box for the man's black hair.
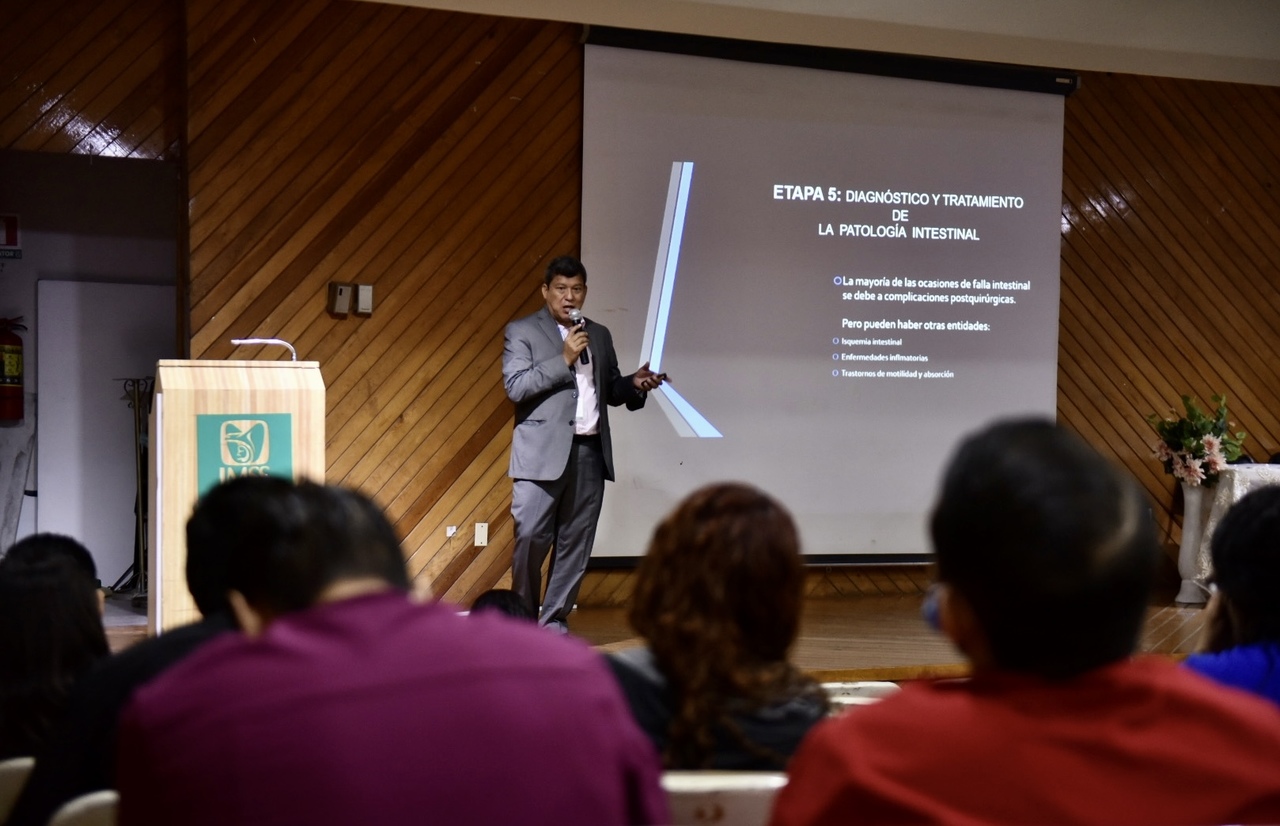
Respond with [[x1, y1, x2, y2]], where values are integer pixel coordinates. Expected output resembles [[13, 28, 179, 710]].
[[470, 588, 536, 621], [185, 475, 298, 617], [223, 480, 410, 616], [931, 418, 1159, 679], [543, 255, 587, 286]]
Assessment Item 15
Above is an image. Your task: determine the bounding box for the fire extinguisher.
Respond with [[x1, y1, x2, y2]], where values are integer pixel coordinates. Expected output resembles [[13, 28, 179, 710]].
[[0, 316, 25, 422]]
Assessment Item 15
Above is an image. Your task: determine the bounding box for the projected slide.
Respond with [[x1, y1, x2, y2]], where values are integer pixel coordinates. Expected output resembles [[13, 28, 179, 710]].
[[582, 43, 1065, 557]]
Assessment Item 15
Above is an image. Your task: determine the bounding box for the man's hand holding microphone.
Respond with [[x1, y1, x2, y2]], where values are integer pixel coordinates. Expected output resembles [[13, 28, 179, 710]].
[[564, 308, 591, 366]]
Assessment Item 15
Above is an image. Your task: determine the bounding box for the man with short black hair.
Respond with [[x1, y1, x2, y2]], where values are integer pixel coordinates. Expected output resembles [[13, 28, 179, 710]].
[[503, 254, 665, 631], [772, 419, 1280, 825], [117, 480, 666, 826]]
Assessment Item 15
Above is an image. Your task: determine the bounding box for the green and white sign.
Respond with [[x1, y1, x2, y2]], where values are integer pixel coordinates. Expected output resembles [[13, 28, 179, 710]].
[[196, 413, 294, 494]]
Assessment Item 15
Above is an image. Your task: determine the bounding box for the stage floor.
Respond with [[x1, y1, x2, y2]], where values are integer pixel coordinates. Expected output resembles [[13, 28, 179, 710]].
[[572, 595, 1209, 681], [105, 593, 1208, 682]]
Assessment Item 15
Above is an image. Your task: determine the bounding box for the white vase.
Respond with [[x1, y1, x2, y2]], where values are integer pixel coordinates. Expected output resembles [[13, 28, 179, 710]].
[[1175, 481, 1213, 604]]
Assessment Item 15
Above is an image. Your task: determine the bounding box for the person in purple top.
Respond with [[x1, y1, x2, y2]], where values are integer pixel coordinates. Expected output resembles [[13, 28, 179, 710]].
[[1186, 485, 1280, 705], [116, 480, 667, 826]]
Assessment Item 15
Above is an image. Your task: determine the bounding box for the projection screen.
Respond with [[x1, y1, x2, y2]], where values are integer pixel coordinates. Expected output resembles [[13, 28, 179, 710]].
[[581, 37, 1069, 558]]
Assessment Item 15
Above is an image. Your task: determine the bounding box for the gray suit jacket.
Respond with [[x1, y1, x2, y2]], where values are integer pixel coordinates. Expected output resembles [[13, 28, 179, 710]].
[[503, 306, 645, 481]]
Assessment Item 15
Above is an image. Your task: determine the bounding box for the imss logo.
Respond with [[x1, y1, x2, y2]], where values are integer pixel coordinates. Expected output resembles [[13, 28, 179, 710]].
[[196, 413, 294, 494], [220, 420, 270, 466]]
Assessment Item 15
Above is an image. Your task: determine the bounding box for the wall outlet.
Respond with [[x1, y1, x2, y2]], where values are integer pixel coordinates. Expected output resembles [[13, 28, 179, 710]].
[[328, 282, 352, 315], [475, 522, 488, 546], [446, 525, 457, 538]]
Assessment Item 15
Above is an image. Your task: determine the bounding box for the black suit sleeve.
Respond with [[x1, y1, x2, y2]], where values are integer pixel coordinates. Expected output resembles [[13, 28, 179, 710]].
[[599, 325, 647, 411]]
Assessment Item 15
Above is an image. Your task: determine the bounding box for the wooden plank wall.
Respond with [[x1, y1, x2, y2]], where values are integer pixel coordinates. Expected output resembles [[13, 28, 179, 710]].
[[1060, 73, 1280, 551], [0, 0, 182, 159], [182, 0, 582, 606], [5, 0, 1279, 606]]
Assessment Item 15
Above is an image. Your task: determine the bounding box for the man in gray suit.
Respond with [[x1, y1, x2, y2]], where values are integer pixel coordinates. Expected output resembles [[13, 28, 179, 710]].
[[503, 255, 665, 631]]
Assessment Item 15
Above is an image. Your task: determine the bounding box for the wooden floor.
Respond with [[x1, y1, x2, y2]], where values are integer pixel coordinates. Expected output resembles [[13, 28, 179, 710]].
[[106, 593, 1208, 682], [571, 594, 1209, 682]]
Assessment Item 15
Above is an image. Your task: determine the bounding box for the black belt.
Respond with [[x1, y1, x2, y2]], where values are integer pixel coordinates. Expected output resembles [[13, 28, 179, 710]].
[[572, 433, 601, 444]]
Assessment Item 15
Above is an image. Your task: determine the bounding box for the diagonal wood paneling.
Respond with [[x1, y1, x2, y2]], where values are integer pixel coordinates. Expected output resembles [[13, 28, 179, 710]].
[[0, 0, 183, 159], [186, 0, 582, 606], [9, 0, 1280, 608], [1059, 71, 1280, 555]]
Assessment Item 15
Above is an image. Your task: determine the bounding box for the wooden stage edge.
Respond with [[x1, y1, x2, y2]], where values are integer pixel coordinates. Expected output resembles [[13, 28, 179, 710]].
[[571, 593, 1207, 683], [105, 593, 1206, 684]]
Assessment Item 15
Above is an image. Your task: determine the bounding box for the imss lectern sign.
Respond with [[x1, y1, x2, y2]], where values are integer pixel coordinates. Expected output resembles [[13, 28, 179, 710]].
[[148, 359, 325, 633]]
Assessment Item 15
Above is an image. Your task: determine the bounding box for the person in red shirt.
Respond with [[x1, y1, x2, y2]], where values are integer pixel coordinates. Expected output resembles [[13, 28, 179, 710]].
[[773, 419, 1280, 826]]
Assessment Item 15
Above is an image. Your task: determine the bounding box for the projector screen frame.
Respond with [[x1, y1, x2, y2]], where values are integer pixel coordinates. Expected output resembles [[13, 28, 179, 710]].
[[587, 553, 937, 570], [584, 25, 1079, 98]]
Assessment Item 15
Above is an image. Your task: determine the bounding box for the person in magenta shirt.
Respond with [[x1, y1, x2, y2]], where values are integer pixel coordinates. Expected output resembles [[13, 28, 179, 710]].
[[116, 479, 666, 826]]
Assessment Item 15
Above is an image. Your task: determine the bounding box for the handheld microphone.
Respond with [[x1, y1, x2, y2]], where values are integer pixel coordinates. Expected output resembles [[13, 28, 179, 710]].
[[567, 308, 590, 365]]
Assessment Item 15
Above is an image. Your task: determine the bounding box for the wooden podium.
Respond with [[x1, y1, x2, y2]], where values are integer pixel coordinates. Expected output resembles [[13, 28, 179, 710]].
[[148, 359, 325, 633]]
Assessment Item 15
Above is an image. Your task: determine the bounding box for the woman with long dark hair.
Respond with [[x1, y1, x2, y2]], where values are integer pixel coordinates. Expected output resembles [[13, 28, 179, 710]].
[[607, 483, 826, 769], [0, 534, 109, 758]]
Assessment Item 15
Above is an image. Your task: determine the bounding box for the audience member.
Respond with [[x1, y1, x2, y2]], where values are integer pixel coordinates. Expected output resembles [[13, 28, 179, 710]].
[[0, 534, 108, 759], [470, 587, 536, 621], [116, 481, 666, 826], [608, 483, 827, 770], [1, 532, 102, 610], [1, 532, 99, 570], [7, 476, 291, 826], [1185, 485, 1280, 704], [771, 419, 1280, 825]]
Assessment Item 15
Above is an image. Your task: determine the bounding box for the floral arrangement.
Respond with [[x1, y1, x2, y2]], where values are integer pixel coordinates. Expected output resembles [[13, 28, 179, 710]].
[[1146, 394, 1246, 487]]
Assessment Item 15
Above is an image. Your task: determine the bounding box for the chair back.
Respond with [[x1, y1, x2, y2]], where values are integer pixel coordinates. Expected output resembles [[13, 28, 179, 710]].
[[0, 756, 35, 823], [662, 770, 787, 825], [48, 789, 119, 826], [822, 680, 901, 712]]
